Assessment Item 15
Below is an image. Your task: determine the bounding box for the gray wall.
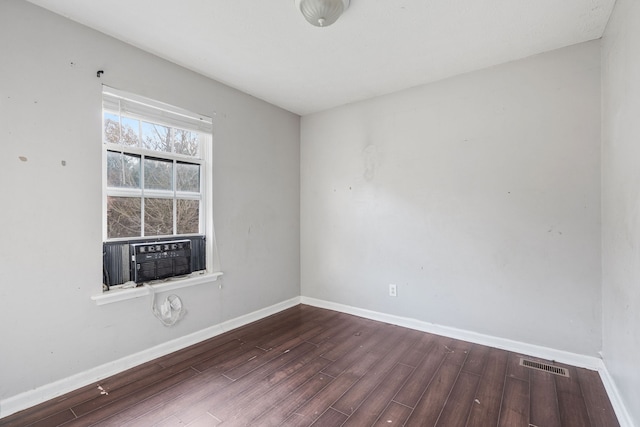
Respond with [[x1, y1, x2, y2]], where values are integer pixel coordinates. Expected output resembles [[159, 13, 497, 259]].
[[602, 0, 640, 424], [301, 41, 602, 356], [0, 0, 300, 400]]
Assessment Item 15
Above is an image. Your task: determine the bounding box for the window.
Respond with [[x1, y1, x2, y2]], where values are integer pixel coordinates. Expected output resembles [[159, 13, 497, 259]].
[[102, 86, 212, 239], [102, 86, 213, 286]]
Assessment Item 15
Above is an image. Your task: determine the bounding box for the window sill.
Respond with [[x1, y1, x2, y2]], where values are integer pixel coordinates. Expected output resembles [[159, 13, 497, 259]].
[[91, 271, 223, 306]]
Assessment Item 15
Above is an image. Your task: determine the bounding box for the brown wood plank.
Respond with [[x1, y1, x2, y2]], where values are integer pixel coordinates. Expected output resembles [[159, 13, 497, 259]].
[[462, 343, 490, 375], [192, 345, 265, 373], [342, 363, 414, 426], [155, 337, 244, 370], [285, 352, 383, 425], [114, 364, 235, 426], [165, 338, 260, 375], [0, 397, 82, 427], [321, 335, 390, 377], [98, 361, 166, 391], [153, 413, 221, 427], [397, 332, 436, 368], [177, 342, 321, 425], [22, 409, 76, 427], [506, 352, 530, 382], [404, 354, 466, 426], [320, 324, 389, 371], [281, 413, 309, 427], [529, 369, 562, 427], [0, 362, 165, 427], [318, 324, 379, 363], [446, 338, 475, 366], [59, 368, 199, 427], [233, 357, 334, 423], [435, 371, 481, 426], [274, 323, 333, 350], [71, 361, 194, 417], [222, 336, 319, 381], [188, 413, 222, 426], [152, 305, 303, 366], [397, 347, 428, 369], [465, 347, 508, 427], [497, 377, 529, 427], [310, 408, 347, 426], [331, 327, 414, 415], [116, 369, 233, 426], [94, 344, 261, 426], [576, 367, 620, 427], [373, 401, 413, 427], [393, 336, 451, 408], [140, 341, 316, 426], [556, 365, 594, 427], [150, 415, 183, 427], [253, 373, 335, 426], [254, 318, 329, 352], [306, 312, 374, 346], [210, 352, 333, 422], [237, 314, 314, 349], [217, 305, 329, 350], [135, 333, 292, 425]]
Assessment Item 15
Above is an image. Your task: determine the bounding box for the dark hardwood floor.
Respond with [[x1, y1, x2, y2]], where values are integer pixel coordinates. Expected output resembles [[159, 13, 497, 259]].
[[0, 305, 619, 426]]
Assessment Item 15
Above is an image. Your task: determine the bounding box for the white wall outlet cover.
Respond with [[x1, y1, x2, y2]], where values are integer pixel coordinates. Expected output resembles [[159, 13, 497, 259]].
[[389, 284, 397, 297]]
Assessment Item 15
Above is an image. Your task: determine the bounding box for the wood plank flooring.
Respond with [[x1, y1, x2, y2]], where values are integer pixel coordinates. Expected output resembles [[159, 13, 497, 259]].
[[0, 305, 619, 426]]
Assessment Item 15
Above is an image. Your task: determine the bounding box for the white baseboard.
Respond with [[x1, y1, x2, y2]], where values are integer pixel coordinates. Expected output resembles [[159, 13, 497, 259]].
[[597, 362, 636, 427], [0, 296, 301, 419], [300, 296, 634, 427]]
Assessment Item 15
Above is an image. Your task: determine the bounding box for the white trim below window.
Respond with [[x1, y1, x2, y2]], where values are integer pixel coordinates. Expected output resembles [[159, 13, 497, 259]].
[[92, 271, 223, 306]]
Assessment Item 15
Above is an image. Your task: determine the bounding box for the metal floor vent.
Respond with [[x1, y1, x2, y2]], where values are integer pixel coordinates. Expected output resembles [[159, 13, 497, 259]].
[[519, 358, 569, 377]]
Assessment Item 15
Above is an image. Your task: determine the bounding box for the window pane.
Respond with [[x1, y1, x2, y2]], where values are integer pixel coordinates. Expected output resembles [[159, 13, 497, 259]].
[[107, 151, 140, 188], [176, 162, 200, 192], [144, 157, 173, 190], [141, 121, 171, 153], [103, 113, 121, 144], [144, 198, 173, 236], [174, 128, 200, 157], [177, 199, 200, 234], [107, 196, 141, 238], [119, 117, 140, 146]]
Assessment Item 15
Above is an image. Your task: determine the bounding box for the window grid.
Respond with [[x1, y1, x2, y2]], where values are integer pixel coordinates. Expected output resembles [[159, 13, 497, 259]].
[[102, 94, 208, 241]]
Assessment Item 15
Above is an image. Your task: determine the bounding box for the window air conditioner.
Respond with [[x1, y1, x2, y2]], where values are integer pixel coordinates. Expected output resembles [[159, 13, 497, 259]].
[[130, 240, 192, 283]]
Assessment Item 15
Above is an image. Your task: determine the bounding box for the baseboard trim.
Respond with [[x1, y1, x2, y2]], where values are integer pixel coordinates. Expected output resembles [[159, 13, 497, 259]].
[[597, 360, 635, 427], [300, 296, 634, 427], [0, 296, 301, 419]]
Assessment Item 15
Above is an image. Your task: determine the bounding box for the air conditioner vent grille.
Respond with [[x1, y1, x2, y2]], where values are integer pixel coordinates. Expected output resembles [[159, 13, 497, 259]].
[[519, 358, 569, 377]]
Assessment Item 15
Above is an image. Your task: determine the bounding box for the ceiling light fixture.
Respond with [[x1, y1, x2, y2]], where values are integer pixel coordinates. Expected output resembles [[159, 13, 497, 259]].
[[295, 0, 350, 27]]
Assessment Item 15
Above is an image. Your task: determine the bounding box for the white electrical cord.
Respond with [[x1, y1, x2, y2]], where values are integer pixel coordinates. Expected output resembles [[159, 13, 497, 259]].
[[144, 284, 186, 327]]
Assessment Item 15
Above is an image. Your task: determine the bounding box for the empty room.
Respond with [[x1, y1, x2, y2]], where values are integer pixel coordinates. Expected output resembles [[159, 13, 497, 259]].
[[0, 0, 638, 425]]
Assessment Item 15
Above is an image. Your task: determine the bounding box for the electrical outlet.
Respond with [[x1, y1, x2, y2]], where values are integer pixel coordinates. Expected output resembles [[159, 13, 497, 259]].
[[389, 284, 397, 297]]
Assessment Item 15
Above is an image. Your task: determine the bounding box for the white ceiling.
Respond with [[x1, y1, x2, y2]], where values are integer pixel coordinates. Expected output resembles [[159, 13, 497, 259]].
[[26, 0, 616, 116]]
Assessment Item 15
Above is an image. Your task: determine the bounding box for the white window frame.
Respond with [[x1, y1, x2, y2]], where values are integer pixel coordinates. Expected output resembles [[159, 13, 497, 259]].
[[101, 85, 214, 274]]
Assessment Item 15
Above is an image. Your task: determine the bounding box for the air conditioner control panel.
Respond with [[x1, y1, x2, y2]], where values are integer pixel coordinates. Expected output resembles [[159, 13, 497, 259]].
[[130, 240, 192, 283]]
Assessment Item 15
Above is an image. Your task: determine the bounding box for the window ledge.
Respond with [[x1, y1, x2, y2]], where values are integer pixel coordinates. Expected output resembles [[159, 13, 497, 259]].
[[91, 271, 223, 306]]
